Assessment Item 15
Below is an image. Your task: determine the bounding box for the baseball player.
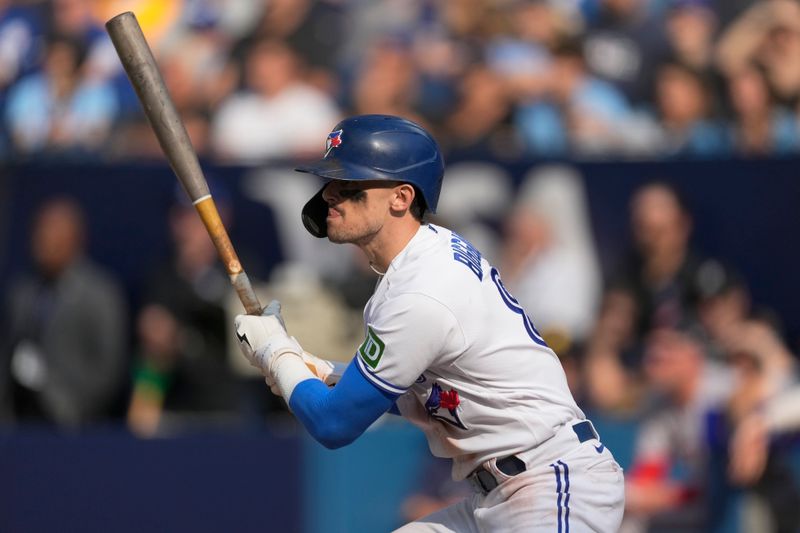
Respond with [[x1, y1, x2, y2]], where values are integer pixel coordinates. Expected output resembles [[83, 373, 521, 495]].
[[235, 115, 625, 532]]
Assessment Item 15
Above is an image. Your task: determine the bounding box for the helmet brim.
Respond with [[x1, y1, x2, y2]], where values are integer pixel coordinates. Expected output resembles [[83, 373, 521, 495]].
[[295, 158, 395, 183]]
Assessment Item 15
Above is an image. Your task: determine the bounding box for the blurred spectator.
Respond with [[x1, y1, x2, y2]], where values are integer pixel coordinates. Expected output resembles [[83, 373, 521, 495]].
[[160, 29, 236, 114], [515, 38, 633, 155], [486, 0, 571, 105], [0, 0, 41, 156], [336, 0, 425, 70], [442, 64, 517, 157], [211, 38, 340, 162], [583, 286, 645, 413], [0, 197, 127, 428], [409, 25, 465, 125], [232, 0, 347, 93], [583, 0, 670, 105], [650, 59, 730, 156], [716, 0, 800, 109], [725, 63, 799, 156], [499, 165, 602, 347], [693, 259, 751, 354], [48, 0, 117, 82], [665, 0, 718, 73], [623, 327, 733, 532], [713, 0, 760, 31], [614, 182, 705, 337], [586, 181, 710, 413], [4, 32, 118, 157], [724, 320, 800, 532], [436, 0, 509, 55], [127, 187, 240, 436], [349, 38, 428, 127], [0, 0, 43, 94], [493, 0, 571, 65]]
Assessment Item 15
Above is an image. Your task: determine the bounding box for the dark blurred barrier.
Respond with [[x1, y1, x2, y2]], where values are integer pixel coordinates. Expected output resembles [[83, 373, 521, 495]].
[[0, 419, 638, 533], [2, 157, 800, 346], [0, 421, 797, 532], [0, 427, 301, 533]]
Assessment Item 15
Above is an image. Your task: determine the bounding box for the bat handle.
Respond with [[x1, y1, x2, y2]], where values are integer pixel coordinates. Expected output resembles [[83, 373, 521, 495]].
[[194, 195, 263, 315]]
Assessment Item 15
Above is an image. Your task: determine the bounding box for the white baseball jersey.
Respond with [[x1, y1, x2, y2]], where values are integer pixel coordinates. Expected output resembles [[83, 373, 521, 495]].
[[354, 223, 586, 480]]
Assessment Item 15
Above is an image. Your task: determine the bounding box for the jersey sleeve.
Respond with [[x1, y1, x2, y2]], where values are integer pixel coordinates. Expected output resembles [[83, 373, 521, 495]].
[[354, 292, 464, 396], [288, 359, 396, 449]]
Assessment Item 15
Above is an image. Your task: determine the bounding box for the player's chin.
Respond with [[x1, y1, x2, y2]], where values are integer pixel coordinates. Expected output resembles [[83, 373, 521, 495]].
[[327, 233, 349, 244], [325, 225, 351, 244]]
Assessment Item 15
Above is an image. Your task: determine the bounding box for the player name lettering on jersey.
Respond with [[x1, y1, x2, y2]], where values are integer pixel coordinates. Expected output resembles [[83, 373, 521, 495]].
[[450, 232, 482, 280]]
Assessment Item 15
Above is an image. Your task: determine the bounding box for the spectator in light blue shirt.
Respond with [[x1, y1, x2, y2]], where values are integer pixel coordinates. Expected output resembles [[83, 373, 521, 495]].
[[650, 59, 730, 157], [515, 38, 634, 157], [4, 33, 117, 157]]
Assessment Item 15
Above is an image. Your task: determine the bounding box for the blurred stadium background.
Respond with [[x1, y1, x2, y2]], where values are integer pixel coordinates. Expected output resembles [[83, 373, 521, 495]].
[[2, 0, 800, 532]]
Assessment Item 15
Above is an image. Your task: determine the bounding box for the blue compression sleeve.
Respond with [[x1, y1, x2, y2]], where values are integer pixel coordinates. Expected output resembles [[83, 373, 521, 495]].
[[288, 360, 398, 449]]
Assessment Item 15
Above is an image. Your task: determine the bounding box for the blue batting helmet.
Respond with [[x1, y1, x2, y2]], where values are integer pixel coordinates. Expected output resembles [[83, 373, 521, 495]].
[[295, 114, 445, 238]]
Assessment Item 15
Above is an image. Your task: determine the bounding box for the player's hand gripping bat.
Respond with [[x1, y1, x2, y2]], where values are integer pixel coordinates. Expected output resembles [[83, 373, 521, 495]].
[[105, 11, 262, 315]]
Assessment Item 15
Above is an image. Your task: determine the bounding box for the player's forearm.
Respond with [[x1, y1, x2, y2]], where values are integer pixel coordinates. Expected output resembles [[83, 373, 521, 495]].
[[287, 361, 396, 449], [289, 379, 364, 449]]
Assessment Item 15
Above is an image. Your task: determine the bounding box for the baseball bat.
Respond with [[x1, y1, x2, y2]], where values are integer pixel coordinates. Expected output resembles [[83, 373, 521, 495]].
[[106, 11, 262, 315]]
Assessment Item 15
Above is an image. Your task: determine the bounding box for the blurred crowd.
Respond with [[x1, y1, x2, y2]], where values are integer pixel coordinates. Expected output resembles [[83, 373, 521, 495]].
[[3, 0, 800, 160]]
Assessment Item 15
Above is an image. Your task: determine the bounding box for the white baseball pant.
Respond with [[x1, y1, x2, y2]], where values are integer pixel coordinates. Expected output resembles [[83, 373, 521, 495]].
[[395, 421, 625, 533]]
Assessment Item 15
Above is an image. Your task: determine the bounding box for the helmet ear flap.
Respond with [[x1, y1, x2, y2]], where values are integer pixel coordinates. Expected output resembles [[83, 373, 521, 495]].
[[301, 186, 329, 238]]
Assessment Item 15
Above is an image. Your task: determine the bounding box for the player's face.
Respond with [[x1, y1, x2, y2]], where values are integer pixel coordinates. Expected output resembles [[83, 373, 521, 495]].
[[321, 180, 400, 244]]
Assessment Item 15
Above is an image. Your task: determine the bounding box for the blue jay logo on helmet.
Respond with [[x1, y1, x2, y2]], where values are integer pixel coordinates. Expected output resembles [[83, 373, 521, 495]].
[[325, 129, 343, 157]]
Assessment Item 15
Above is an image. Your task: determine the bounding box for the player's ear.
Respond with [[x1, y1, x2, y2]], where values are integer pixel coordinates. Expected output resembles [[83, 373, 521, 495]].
[[389, 183, 416, 214]]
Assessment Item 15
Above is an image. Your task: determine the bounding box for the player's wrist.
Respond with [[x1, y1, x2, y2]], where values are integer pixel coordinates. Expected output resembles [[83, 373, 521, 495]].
[[271, 349, 317, 401], [255, 334, 302, 372], [300, 351, 340, 385]]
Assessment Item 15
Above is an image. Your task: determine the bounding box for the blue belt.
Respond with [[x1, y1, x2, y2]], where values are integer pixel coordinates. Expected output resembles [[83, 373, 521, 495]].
[[468, 420, 599, 495]]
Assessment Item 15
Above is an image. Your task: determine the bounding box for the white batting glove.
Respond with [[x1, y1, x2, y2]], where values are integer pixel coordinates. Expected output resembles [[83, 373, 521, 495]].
[[234, 300, 303, 374], [264, 350, 340, 396], [262, 351, 341, 395]]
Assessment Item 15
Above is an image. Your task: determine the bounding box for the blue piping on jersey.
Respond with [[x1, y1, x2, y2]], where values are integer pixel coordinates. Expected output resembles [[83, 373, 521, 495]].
[[289, 360, 397, 449], [355, 353, 408, 395]]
